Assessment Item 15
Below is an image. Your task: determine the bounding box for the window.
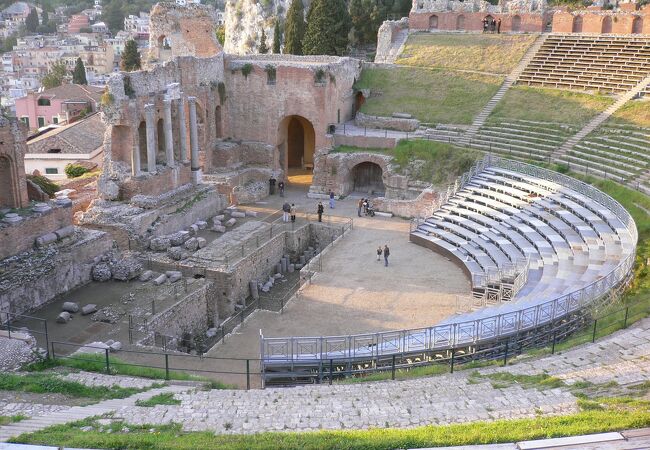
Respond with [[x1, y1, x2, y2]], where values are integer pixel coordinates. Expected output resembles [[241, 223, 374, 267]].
[[37, 117, 45, 127], [37, 98, 51, 106], [52, 117, 58, 124], [45, 168, 58, 174], [20, 117, 29, 127], [47, 149, 61, 153]]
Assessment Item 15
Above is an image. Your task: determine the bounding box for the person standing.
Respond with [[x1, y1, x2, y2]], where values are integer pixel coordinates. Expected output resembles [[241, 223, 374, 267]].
[[282, 201, 290, 222], [278, 180, 285, 197], [383, 244, 390, 267], [497, 18, 502, 34], [329, 190, 335, 209], [290, 203, 297, 223], [269, 176, 276, 195], [317, 201, 324, 222], [376, 246, 382, 262], [357, 199, 363, 217]]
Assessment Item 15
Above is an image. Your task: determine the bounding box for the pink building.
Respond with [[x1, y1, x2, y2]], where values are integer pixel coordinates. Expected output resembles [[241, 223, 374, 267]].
[[15, 84, 103, 131], [68, 14, 90, 33]]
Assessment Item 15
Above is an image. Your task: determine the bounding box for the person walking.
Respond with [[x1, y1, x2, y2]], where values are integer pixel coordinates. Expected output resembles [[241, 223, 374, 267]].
[[357, 199, 363, 217], [290, 203, 296, 223], [329, 190, 335, 209], [317, 201, 324, 222], [278, 180, 285, 197], [383, 244, 390, 267], [269, 176, 276, 195], [376, 245, 382, 262], [282, 201, 290, 222], [497, 18, 502, 34]]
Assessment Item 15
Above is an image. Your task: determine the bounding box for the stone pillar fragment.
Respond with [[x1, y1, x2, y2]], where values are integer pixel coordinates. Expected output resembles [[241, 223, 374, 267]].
[[177, 94, 189, 164], [163, 98, 174, 167], [187, 96, 202, 184], [144, 104, 157, 175], [131, 131, 141, 176]]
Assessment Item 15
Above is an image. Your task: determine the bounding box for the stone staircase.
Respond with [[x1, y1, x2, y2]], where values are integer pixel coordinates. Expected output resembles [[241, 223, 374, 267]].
[[459, 33, 549, 145], [553, 74, 650, 161]]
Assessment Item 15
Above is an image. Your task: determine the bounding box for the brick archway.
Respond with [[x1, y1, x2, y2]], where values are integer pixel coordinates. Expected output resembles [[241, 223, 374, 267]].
[[572, 15, 583, 33], [632, 17, 643, 34], [351, 161, 385, 195], [0, 155, 18, 208], [602, 16, 612, 34], [278, 115, 316, 174]]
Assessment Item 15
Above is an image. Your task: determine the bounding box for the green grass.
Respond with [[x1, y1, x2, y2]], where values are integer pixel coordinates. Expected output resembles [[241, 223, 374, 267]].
[[489, 86, 614, 126], [332, 140, 481, 185], [0, 415, 28, 426], [397, 33, 538, 74], [0, 373, 147, 400], [607, 99, 650, 128], [354, 67, 502, 124], [135, 393, 181, 407], [11, 399, 650, 450], [478, 373, 565, 390], [25, 354, 234, 389]]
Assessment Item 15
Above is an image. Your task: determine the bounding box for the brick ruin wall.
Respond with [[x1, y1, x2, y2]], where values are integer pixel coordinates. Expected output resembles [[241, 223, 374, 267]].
[[551, 7, 650, 34], [408, 11, 548, 32], [0, 118, 29, 210]]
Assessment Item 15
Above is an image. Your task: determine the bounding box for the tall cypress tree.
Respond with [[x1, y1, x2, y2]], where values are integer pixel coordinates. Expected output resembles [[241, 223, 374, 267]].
[[72, 57, 87, 85], [259, 28, 269, 54], [349, 0, 367, 45], [272, 19, 281, 54], [25, 8, 39, 32], [120, 39, 141, 71], [284, 0, 305, 55], [302, 0, 351, 56]]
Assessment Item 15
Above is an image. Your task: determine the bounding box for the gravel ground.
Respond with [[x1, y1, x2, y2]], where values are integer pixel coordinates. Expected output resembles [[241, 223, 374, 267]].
[[0, 337, 39, 372]]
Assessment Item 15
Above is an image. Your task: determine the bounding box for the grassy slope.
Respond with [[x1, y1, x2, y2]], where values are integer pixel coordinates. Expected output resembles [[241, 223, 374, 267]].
[[355, 67, 502, 124], [607, 100, 650, 128], [488, 86, 614, 126], [397, 33, 538, 74], [12, 399, 650, 450]]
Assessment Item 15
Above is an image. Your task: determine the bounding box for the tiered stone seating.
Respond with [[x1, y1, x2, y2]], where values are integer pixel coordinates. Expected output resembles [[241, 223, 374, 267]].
[[558, 124, 650, 183], [517, 34, 650, 93], [411, 165, 636, 320], [468, 120, 574, 161]]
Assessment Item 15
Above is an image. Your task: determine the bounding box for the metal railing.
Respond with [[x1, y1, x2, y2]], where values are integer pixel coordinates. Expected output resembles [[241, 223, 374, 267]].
[[260, 156, 637, 368]]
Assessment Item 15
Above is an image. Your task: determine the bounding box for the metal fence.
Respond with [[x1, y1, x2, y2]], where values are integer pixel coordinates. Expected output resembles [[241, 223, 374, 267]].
[[260, 156, 637, 370]]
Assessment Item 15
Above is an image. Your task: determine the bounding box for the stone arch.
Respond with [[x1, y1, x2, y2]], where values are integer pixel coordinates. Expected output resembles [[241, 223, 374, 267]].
[[429, 14, 438, 29], [632, 16, 643, 34], [111, 125, 132, 164], [572, 15, 583, 33], [278, 115, 316, 172], [456, 15, 465, 31], [602, 16, 612, 34], [214, 105, 222, 139], [351, 161, 385, 195], [138, 121, 148, 171], [512, 15, 522, 32], [156, 118, 165, 164], [0, 155, 18, 207], [158, 35, 172, 55]]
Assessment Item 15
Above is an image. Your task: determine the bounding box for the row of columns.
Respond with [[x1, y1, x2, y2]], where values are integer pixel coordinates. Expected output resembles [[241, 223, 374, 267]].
[[132, 95, 200, 183]]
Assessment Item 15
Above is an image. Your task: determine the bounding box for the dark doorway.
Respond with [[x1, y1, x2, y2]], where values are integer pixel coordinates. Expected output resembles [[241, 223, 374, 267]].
[[287, 117, 305, 168], [354, 91, 365, 117], [352, 162, 385, 194], [156, 118, 165, 164], [512, 15, 521, 32], [572, 16, 583, 33], [138, 121, 147, 171], [632, 17, 643, 34], [215, 105, 222, 138], [602, 16, 612, 34], [429, 15, 438, 29], [0, 156, 15, 207]]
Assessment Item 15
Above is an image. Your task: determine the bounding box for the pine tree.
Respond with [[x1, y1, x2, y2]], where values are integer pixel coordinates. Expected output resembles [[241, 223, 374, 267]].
[[25, 8, 39, 32], [120, 39, 141, 71], [41, 60, 67, 89], [259, 28, 269, 54], [349, 0, 366, 45], [284, 0, 305, 55], [42, 10, 49, 26], [272, 19, 281, 54], [303, 0, 351, 56], [72, 57, 87, 84]]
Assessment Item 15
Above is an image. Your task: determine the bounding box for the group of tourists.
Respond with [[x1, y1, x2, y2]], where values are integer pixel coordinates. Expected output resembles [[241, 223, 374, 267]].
[[357, 198, 375, 217], [269, 176, 285, 197], [282, 201, 297, 223], [483, 17, 501, 34], [377, 244, 390, 266]]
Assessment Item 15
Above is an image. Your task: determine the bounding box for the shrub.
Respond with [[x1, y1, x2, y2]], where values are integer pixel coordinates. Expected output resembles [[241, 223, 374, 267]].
[[218, 81, 226, 104], [26, 175, 58, 197], [241, 63, 253, 78], [100, 91, 114, 106], [314, 68, 326, 84], [65, 163, 90, 179]]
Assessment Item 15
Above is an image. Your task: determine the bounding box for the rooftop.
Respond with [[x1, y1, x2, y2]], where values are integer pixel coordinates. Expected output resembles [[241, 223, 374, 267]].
[[26, 112, 105, 154]]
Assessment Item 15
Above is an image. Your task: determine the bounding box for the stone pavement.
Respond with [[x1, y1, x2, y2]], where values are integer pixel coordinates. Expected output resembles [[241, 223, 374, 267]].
[[109, 318, 650, 435]]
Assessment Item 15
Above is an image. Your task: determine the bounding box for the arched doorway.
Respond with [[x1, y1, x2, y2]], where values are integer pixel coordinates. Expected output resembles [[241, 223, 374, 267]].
[[158, 35, 172, 60], [602, 16, 612, 34], [632, 17, 643, 34], [351, 162, 385, 195], [278, 115, 316, 176], [354, 91, 365, 117], [214, 105, 222, 139], [111, 125, 132, 163], [456, 15, 465, 31], [0, 156, 16, 207], [138, 121, 147, 171], [572, 15, 583, 33], [512, 15, 521, 32], [156, 118, 165, 164], [429, 14, 438, 29]]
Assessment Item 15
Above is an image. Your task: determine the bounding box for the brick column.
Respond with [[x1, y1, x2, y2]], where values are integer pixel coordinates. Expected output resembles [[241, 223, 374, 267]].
[[187, 96, 201, 184], [144, 103, 157, 175], [163, 98, 174, 167], [177, 94, 189, 164]]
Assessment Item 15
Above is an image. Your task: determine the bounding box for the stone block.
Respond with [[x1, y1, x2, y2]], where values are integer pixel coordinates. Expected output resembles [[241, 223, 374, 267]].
[[245, 210, 258, 217], [81, 304, 98, 315], [167, 246, 186, 261], [288, 263, 295, 273], [54, 225, 75, 240], [295, 263, 303, 269], [110, 341, 123, 352], [62, 302, 79, 313], [169, 230, 191, 246], [225, 218, 237, 227], [212, 214, 225, 222], [92, 263, 112, 282], [168, 271, 182, 283], [197, 237, 207, 248], [150, 237, 171, 252], [56, 312, 71, 323], [153, 274, 168, 285], [184, 237, 199, 251], [249, 281, 259, 300], [211, 225, 226, 233], [196, 220, 208, 230], [35, 233, 58, 247], [140, 270, 154, 282], [189, 224, 199, 236], [231, 211, 246, 218], [112, 258, 143, 281]]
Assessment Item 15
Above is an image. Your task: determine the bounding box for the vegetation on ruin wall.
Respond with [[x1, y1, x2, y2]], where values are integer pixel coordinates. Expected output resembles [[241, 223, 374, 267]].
[[354, 67, 502, 125], [332, 140, 480, 186], [608, 100, 650, 128], [0, 415, 27, 426], [12, 398, 650, 449], [397, 33, 538, 75], [488, 86, 614, 126]]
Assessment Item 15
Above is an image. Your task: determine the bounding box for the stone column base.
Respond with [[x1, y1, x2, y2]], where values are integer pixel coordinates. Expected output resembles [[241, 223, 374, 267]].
[[192, 169, 203, 185]]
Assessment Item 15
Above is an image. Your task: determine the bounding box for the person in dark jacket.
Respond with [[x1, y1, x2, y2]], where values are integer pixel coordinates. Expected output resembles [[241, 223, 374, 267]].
[[282, 202, 291, 222], [278, 180, 285, 197], [383, 244, 390, 267], [269, 176, 276, 195], [317, 201, 324, 222]]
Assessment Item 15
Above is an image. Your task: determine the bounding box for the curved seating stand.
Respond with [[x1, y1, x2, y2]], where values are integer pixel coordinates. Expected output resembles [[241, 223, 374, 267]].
[[260, 156, 637, 385]]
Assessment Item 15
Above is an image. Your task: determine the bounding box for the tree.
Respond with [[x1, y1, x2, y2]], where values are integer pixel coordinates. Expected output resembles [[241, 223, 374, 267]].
[[25, 8, 39, 33], [41, 10, 49, 26], [215, 25, 225, 45], [41, 60, 67, 89], [72, 57, 87, 84], [272, 19, 281, 53], [258, 28, 268, 54], [349, 0, 367, 45], [103, 0, 125, 33], [120, 39, 141, 71], [284, 0, 305, 55], [303, 0, 351, 56]]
